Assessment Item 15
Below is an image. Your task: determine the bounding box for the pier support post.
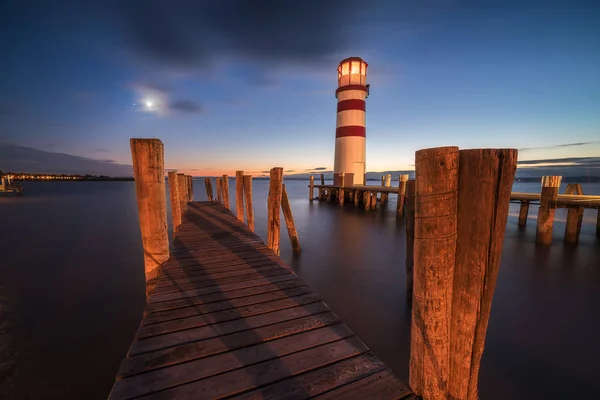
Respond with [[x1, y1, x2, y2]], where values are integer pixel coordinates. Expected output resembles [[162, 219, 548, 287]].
[[186, 175, 193, 202], [363, 191, 370, 211], [243, 175, 254, 231], [564, 183, 584, 245], [518, 201, 529, 229], [216, 177, 222, 202], [354, 190, 360, 207], [204, 177, 213, 202], [268, 168, 283, 256], [536, 176, 562, 245], [236, 171, 245, 222], [130, 139, 169, 295], [449, 149, 518, 400], [282, 184, 301, 254], [597, 209, 600, 238], [405, 179, 415, 301], [309, 175, 314, 201], [167, 171, 182, 231], [222, 175, 231, 210], [320, 173, 325, 185], [397, 174, 409, 217], [339, 172, 345, 206], [410, 146, 459, 400], [177, 173, 187, 213]]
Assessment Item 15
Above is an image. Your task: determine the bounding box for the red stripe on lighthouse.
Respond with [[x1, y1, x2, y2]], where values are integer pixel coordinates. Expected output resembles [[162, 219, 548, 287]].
[[336, 126, 366, 138], [335, 85, 369, 96], [337, 99, 366, 112]]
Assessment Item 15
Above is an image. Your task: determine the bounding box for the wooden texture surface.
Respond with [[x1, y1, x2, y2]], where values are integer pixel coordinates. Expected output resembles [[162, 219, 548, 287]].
[[410, 146, 459, 399], [236, 171, 245, 222], [449, 149, 517, 400], [268, 168, 283, 256], [168, 171, 182, 231], [536, 176, 561, 245], [404, 180, 415, 301], [281, 184, 301, 254], [309, 175, 314, 201], [243, 175, 254, 232], [177, 174, 188, 213], [564, 183, 584, 245], [222, 175, 231, 210], [216, 177, 223, 202], [108, 202, 411, 400]]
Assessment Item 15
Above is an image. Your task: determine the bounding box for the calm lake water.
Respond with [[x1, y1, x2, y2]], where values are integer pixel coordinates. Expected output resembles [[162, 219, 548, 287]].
[[1, 179, 599, 399]]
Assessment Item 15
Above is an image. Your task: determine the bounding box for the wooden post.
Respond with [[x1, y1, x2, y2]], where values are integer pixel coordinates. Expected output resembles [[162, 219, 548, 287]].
[[129, 139, 169, 294], [339, 172, 345, 206], [327, 187, 333, 202], [381, 175, 385, 186], [564, 183, 584, 245], [235, 171, 245, 222], [536, 176, 562, 245], [268, 168, 283, 256], [243, 175, 254, 231], [409, 146, 459, 400], [405, 179, 416, 301], [186, 175, 193, 202], [282, 184, 301, 254], [449, 149, 518, 400], [177, 173, 187, 213], [167, 171, 182, 231], [216, 177, 222, 202], [204, 178, 213, 201], [518, 201, 529, 229], [320, 173, 325, 185], [354, 189, 360, 207], [597, 209, 600, 238], [363, 191, 370, 211], [222, 175, 231, 210], [309, 175, 314, 201], [318, 187, 323, 201], [397, 174, 409, 217], [370, 191, 377, 209]]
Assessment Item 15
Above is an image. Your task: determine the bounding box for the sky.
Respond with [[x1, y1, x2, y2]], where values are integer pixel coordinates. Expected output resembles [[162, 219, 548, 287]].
[[0, 0, 599, 177]]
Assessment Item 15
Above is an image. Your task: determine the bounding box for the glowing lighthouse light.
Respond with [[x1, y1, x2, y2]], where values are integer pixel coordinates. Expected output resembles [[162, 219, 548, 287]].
[[334, 57, 368, 185]]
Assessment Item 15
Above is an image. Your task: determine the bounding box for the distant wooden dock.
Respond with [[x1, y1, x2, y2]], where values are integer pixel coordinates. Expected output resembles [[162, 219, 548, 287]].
[[108, 202, 414, 399]]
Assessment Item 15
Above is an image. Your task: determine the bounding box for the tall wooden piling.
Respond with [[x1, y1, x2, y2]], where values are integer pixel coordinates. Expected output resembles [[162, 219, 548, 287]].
[[448, 149, 518, 400], [267, 168, 283, 256], [597, 209, 600, 238], [309, 175, 314, 201], [410, 146, 459, 400], [235, 171, 245, 222], [339, 173, 345, 206], [282, 184, 301, 254], [243, 175, 254, 232], [204, 178, 213, 202], [518, 201, 530, 229], [319, 173, 324, 185], [222, 175, 231, 210], [177, 173, 187, 213], [536, 176, 562, 245], [397, 174, 409, 217], [405, 179, 416, 301], [354, 189, 360, 207], [564, 183, 584, 245], [167, 171, 182, 231], [216, 177, 222, 202], [129, 139, 169, 293], [186, 175, 193, 202]]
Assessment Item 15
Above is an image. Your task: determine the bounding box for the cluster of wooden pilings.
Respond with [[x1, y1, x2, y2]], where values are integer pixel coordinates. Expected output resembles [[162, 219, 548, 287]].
[[199, 168, 301, 256], [513, 176, 600, 244], [309, 172, 411, 216], [130, 138, 302, 294], [401, 147, 518, 400]]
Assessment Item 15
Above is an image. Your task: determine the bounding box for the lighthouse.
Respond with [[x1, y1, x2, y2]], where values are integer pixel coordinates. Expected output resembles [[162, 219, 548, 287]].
[[334, 57, 368, 186]]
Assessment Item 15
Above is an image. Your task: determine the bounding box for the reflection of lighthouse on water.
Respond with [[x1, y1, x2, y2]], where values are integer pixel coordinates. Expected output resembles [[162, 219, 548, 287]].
[[334, 57, 369, 186]]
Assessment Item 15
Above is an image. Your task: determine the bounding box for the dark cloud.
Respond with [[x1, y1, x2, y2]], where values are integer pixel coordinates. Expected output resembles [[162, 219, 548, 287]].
[[311, 167, 328, 171], [0, 143, 132, 176], [47, 143, 56, 148], [285, 170, 295, 173], [261, 170, 270, 174], [170, 100, 203, 114], [115, 0, 365, 72], [95, 148, 110, 153], [520, 141, 600, 151], [517, 156, 600, 166]]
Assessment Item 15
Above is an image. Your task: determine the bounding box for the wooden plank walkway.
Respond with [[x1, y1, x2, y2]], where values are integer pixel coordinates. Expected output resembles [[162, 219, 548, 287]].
[[511, 192, 600, 208], [109, 201, 414, 400]]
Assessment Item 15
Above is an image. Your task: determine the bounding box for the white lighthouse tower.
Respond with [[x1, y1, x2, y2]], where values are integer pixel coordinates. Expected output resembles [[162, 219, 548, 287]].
[[334, 57, 368, 186]]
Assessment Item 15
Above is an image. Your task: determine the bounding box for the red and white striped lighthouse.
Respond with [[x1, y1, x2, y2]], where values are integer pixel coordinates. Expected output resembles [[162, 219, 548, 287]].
[[334, 57, 369, 186]]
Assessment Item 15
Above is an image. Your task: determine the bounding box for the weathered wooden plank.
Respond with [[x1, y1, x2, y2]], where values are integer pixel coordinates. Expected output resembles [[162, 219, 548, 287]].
[[313, 369, 412, 400], [155, 264, 286, 289], [136, 337, 369, 400], [145, 280, 309, 314], [110, 324, 353, 399], [119, 312, 342, 378], [137, 293, 321, 338], [235, 355, 392, 400], [143, 286, 313, 325], [129, 302, 331, 355]]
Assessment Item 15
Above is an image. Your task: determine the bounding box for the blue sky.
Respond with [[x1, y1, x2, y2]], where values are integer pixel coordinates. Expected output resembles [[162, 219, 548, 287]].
[[0, 0, 599, 176]]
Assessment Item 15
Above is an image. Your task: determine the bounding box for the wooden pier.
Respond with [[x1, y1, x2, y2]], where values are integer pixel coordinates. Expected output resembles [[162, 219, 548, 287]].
[[108, 202, 414, 399]]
